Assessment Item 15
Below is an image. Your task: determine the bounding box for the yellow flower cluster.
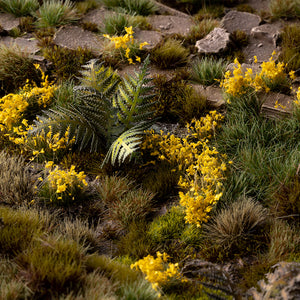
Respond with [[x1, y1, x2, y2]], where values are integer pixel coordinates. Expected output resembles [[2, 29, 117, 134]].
[[0, 65, 56, 132], [142, 111, 227, 226], [295, 87, 300, 106], [40, 162, 87, 202], [131, 251, 183, 293], [221, 52, 293, 97], [103, 26, 148, 64], [9, 120, 75, 159]]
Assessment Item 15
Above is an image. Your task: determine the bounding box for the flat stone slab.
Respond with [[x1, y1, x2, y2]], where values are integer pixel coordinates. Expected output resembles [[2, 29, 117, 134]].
[[134, 29, 163, 50], [0, 13, 19, 32], [147, 15, 194, 37], [53, 26, 104, 56], [251, 22, 282, 45], [195, 27, 230, 54], [0, 35, 39, 55], [153, 0, 190, 17], [192, 84, 225, 108], [81, 7, 115, 29], [261, 92, 293, 118], [222, 10, 261, 34]]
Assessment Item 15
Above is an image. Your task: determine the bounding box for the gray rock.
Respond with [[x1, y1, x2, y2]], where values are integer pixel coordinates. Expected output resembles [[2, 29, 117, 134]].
[[248, 262, 300, 300], [0, 13, 19, 32], [222, 10, 261, 34], [53, 26, 104, 56], [0, 35, 39, 55], [81, 7, 115, 29], [153, 0, 190, 17], [134, 29, 163, 50], [195, 27, 230, 54], [191, 84, 225, 108], [251, 23, 283, 46], [147, 15, 194, 37]]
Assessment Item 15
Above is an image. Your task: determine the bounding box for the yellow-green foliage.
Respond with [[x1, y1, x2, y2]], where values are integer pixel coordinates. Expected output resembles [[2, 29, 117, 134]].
[[42, 45, 93, 81], [0, 0, 39, 17], [270, 0, 300, 19], [280, 24, 300, 74], [0, 45, 41, 93], [195, 5, 225, 21], [18, 235, 86, 294], [0, 151, 37, 205], [148, 206, 186, 243], [220, 52, 293, 98], [0, 206, 50, 256], [19, 16, 35, 32], [142, 111, 227, 227], [152, 38, 190, 69], [38, 162, 88, 206]]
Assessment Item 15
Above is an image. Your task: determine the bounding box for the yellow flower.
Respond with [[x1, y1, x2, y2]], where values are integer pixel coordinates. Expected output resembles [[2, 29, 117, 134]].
[[125, 26, 133, 35]]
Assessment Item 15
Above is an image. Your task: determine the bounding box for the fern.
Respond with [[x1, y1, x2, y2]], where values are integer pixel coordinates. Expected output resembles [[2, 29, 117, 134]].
[[29, 57, 156, 166], [78, 59, 120, 98], [114, 55, 156, 129]]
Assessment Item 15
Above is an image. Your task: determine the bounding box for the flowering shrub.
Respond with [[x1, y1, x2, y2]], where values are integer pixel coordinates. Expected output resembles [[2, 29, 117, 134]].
[[131, 251, 184, 294], [0, 65, 56, 132], [221, 52, 294, 98], [103, 26, 148, 64], [142, 111, 227, 227], [38, 162, 88, 205], [295, 87, 300, 106]]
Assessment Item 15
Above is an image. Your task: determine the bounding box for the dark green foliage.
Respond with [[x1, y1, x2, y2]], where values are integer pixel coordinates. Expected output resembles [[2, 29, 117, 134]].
[[230, 30, 249, 48], [0, 45, 41, 93], [202, 198, 270, 261], [279, 24, 300, 74], [0, 0, 39, 17], [42, 45, 94, 81], [29, 56, 156, 166], [270, 0, 300, 19], [102, 0, 158, 16], [19, 16, 35, 32], [0, 151, 37, 206], [152, 38, 190, 69], [190, 57, 228, 86]]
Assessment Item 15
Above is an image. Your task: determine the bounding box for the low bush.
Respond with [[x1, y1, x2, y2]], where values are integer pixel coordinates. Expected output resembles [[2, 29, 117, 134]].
[[152, 38, 190, 69]]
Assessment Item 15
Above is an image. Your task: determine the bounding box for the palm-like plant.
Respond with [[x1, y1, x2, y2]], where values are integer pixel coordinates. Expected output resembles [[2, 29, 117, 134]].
[[29, 56, 156, 166]]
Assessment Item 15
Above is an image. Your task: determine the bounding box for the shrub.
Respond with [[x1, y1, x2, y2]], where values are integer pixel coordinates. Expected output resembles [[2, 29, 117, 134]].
[[279, 24, 300, 74], [17, 235, 86, 295], [148, 206, 186, 244], [0, 151, 37, 205], [190, 57, 228, 86], [19, 16, 35, 32], [195, 5, 225, 21], [42, 45, 93, 81], [102, 0, 157, 16], [0, 206, 50, 256], [0, 0, 39, 17], [202, 198, 270, 260], [75, 0, 99, 15], [35, 0, 79, 28], [270, 0, 300, 19], [152, 38, 190, 69], [0, 45, 41, 94]]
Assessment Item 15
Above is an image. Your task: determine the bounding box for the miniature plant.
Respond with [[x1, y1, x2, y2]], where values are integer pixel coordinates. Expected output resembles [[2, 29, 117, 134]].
[[152, 38, 190, 69], [29, 56, 156, 166], [270, 0, 300, 19], [38, 162, 88, 206], [102, 0, 157, 16], [35, 0, 79, 28], [0, 151, 37, 205], [190, 57, 228, 86], [0, 0, 39, 17], [0, 45, 41, 93], [203, 197, 270, 260]]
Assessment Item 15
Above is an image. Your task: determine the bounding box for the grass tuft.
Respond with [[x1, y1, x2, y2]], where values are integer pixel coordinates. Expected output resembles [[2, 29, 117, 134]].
[[0, 0, 39, 17]]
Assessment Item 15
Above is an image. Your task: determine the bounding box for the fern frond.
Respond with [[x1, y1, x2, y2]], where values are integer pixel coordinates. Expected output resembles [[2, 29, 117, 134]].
[[114, 55, 156, 129], [103, 122, 150, 166], [78, 59, 120, 98]]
